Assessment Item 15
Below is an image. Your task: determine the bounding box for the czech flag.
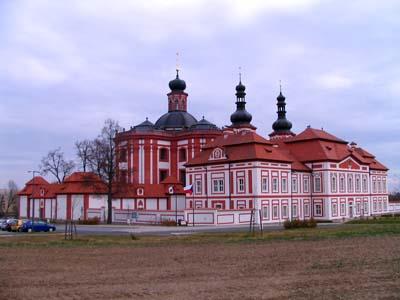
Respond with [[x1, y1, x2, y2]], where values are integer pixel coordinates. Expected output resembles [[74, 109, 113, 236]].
[[184, 184, 193, 195]]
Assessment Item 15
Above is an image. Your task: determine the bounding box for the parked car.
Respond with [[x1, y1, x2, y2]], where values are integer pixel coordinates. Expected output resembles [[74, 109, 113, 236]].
[[2, 219, 17, 232], [0, 219, 7, 230], [10, 219, 27, 232], [21, 220, 56, 233]]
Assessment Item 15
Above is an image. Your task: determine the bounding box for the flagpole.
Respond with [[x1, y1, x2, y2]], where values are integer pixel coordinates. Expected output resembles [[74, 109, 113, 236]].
[[192, 189, 195, 227]]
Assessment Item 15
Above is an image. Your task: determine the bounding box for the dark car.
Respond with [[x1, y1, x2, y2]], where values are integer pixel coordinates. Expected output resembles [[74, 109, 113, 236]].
[[0, 219, 7, 230], [21, 220, 56, 233]]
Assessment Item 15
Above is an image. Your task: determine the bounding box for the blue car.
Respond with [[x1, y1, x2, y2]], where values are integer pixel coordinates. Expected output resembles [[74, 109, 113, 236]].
[[21, 220, 56, 233]]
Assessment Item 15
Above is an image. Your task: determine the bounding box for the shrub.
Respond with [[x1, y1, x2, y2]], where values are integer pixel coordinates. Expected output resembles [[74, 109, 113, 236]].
[[284, 218, 317, 229], [78, 217, 100, 225], [160, 219, 177, 226]]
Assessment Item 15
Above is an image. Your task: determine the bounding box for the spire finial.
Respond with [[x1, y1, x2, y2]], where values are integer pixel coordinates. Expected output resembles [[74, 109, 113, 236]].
[[176, 52, 180, 77], [279, 80, 282, 93], [239, 66, 242, 83]]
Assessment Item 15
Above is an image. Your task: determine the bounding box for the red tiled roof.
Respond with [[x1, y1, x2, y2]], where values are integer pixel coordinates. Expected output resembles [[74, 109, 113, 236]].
[[113, 182, 185, 198], [285, 127, 347, 144], [57, 172, 108, 194], [204, 131, 272, 149], [187, 131, 296, 167], [25, 176, 49, 186]]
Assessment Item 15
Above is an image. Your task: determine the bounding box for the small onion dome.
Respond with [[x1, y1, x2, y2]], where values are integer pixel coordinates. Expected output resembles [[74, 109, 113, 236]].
[[272, 118, 292, 132], [191, 116, 219, 130], [134, 117, 154, 131], [230, 108, 252, 125], [169, 70, 186, 91], [277, 91, 285, 102], [235, 81, 246, 98]]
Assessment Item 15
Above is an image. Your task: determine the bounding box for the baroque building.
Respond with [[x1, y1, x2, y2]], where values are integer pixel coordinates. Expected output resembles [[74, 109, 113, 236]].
[[18, 72, 389, 224]]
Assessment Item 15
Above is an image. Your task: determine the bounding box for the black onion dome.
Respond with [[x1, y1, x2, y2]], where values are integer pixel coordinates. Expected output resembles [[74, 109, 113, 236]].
[[277, 91, 285, 101], [134, 117, 154, 131], [169, 70, 186, 91], [272, 118, 292, 131], [191, 116, 219, 130], [230, 109, 252, 124], [154, 111, 197, 130]]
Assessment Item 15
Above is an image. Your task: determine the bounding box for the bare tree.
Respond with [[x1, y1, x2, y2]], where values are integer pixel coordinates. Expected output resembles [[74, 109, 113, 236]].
[[40, 148, 75, 183], [0, 180, 19, 217], [88, 119, 121, 224], [75, 139, 92, 172]]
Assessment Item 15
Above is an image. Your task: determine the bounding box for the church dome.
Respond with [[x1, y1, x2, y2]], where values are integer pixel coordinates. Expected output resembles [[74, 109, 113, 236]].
[[230, 109, 252, 124], [154, 111, 197, 130], [191, 116, 219, 130], [134, 118, 154, 131], [169, 70, 186, 91]]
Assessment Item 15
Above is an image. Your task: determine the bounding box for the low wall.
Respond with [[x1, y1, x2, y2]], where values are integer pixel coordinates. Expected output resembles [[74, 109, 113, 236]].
[[184, 209, 253, 225]]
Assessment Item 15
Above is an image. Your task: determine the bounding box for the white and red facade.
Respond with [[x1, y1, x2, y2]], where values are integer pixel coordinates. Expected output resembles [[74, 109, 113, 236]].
[[18, 75, 389, 224]]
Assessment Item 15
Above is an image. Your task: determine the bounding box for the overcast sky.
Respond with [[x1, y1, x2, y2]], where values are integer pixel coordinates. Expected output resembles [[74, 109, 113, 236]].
[[0, 0, 399, 191]]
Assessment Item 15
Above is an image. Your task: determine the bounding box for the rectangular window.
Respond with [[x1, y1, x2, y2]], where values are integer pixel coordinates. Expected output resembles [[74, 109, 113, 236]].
[[237, 177, 245, 192], [331, 174, 337, 193], [383, 179, 387, 193], [119, 148, 127, 162], [292, 204, 298, 218], [347, 175, 353, 193], [383, 200, 387, 211], [304, 177, 309, 193], [212, 179, 224, 193], [159, 148, 169, 162], [262, 206, 269, 219], [159, 170, 168, 182], [272, 178, 279, 193], [261, 177, 269, 193], [282, 178, 288, 193], [373, 201, 377, 212], [180, 169, 186, 186], [378, 201, 382, 211], [362, 176, 368, 193], [282, 205, 288, 218], [355, 176, 361, 193], [292, 177, 298, 193], [332, 203, 338, 216], [273, 205, 279, 219], [179, 148, 187, 162], [340, 202, 346, 216], [373, 181, 377, 193], [195, 180, 202, 194], [339, 176, 345, 192], [314, 176, 321, 193], [377, 181, 382, 193], [315, 203, 322, 216], [304, 203, 310, 217]]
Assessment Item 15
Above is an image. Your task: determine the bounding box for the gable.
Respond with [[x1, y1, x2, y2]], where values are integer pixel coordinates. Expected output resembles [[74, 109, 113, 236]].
[[338, 157, 361, 170], [209, 147, 227, 161]]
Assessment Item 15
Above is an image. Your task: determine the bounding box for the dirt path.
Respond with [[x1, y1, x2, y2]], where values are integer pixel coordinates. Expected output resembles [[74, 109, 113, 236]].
[[1, 236, 400, 299]]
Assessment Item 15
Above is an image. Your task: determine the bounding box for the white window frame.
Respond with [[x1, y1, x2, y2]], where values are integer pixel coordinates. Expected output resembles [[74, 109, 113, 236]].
[[212, 179, 224, 193], [331, 174, 337, 193], [314, 176, 321, 193], [195, 180, 202, 194], [315, 203, 322, 216], [282, 178, 288, 193], [304, 203, 310, 217], [282, 205, 288, 218], [272, 178, 279, 193], [332, 203, 338, 216], [340, 202, 346, 216], [304, 177, 309, 193], [292, 204, 298, 218], [237, 177, 245, 193], [261, 177, 269, 193], [262, 206, 269, 219], [292, 177, 298, 193]]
